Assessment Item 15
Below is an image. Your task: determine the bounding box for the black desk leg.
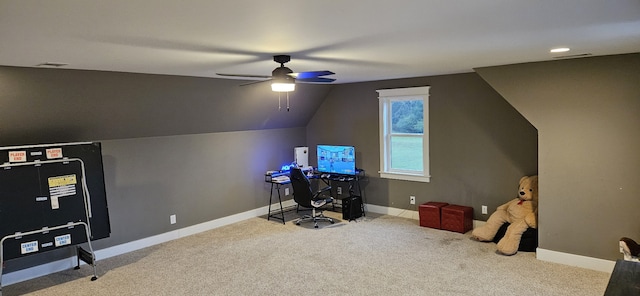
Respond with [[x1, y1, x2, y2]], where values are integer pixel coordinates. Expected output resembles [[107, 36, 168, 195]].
[[267, 183, 285, 224], [276, 185, 285, 224], [267, 183, 273, 221], [350, 179, 365, 217]]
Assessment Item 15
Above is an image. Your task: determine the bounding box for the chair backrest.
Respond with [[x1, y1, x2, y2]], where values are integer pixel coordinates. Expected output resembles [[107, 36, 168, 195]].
[[290, 167, 313, 208]]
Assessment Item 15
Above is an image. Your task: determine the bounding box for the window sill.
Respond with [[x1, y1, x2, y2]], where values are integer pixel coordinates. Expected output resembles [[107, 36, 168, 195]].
[[379, 172, 430, 183]]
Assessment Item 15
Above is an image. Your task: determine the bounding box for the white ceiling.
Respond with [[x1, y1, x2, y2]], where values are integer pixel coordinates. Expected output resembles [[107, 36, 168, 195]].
[[1, 0, 639, 84]]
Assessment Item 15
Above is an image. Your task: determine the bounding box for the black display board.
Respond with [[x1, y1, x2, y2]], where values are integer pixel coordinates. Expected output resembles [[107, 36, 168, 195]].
[[0, 142, 110, 260]]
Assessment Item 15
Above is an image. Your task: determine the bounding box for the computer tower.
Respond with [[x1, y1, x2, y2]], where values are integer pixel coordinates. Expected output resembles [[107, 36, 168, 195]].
[[294, 146, 309, 168], [342, 195, 363, 221], [330, 180, 351, 200]]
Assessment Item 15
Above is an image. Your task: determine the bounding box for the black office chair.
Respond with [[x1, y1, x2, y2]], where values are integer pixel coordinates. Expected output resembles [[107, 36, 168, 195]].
[[289, 167, 335, 228]]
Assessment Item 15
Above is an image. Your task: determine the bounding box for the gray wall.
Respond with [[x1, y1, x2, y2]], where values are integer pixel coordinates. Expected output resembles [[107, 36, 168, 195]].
[[307, 72, 538, 219], [476, 53, 640, 260], [97, 129, 303, 248]]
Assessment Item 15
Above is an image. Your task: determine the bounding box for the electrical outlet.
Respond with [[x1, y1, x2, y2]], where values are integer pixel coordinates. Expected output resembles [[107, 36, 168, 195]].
[[170, 214, 176, 224], [482, 205, 488, 215], [410, 196, 416, 205], [337, 187, 342, 195], [285, 188, 290, 196]]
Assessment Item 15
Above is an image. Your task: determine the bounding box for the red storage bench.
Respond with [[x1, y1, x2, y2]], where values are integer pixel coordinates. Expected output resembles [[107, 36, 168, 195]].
[[418, 202, 449, 229], [441, 204, 473, 233]]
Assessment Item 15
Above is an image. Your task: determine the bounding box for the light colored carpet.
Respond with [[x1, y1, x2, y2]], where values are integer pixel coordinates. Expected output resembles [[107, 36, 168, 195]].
[[4, 210, 610, 295]]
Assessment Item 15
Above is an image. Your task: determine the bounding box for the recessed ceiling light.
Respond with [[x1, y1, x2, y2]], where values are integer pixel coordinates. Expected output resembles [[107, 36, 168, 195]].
[[550, 47, 570, 53], [552, 53, 592, 59]]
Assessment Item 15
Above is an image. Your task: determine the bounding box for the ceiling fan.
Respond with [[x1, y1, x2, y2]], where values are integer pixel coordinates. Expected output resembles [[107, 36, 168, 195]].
[[216, 55, 335, 92]]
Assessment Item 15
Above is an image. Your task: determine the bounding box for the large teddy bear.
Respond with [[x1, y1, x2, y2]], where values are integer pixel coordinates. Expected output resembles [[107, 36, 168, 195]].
[[472, 175, 538, 255]]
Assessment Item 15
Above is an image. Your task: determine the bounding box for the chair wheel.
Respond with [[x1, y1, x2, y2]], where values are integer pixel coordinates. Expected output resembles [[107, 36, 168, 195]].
[[314, 225, 319, 228], [295, 222, 300, 225], [330, 220, 335, 224]]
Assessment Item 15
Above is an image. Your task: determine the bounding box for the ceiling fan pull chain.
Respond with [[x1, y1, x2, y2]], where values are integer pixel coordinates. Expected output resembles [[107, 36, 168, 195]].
[[278, 92, 282, 111], [287, 92, 290, 112]]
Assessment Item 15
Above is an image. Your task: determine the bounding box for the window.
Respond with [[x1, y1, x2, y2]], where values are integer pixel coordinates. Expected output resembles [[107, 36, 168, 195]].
[[377, 86, 430, 182]]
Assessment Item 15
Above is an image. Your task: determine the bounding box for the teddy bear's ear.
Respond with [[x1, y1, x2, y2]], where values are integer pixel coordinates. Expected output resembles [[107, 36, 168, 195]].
[[519, 176, 528, 185]]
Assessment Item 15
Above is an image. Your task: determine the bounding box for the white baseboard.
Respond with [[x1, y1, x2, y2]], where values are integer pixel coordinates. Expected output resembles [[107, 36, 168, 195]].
[[364, 204, 420, 219], [1, 257, 77, 287], [364, 204, 487, 229], [95, 198, 296, 260], [3, 201, 613, 285], [2, 199, 296, 286], [536, 248, 615, 273]]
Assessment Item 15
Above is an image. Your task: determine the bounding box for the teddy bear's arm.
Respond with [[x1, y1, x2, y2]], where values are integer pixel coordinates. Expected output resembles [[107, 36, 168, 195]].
[[524, 212, 537, 229], [496, 200, 512, 211]]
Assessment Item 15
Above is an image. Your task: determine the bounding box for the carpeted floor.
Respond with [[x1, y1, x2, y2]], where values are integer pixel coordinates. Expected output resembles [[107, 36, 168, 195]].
[[3, 210, 611, 295]]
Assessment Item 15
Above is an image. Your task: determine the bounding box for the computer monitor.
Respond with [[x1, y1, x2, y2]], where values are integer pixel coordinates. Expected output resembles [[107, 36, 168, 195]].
[[317, 145, 356, 175]]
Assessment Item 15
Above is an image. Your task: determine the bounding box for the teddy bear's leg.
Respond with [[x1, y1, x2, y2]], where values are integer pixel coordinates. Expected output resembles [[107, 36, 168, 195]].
[[496, 220, 529, 255], [471, 210, 509, 241]]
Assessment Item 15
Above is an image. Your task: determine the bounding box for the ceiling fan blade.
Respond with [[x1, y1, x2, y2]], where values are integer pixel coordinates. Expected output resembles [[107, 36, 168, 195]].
[[297, 77, 336, 83], [216, 73, 272, 79], [239, 79, 272, 87], [218, 55, 335, 86], [291, 71, 335, 79]]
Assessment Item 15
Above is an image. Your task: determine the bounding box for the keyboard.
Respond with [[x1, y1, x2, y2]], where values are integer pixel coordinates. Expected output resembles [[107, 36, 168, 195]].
[[271, 175, 290, 183]]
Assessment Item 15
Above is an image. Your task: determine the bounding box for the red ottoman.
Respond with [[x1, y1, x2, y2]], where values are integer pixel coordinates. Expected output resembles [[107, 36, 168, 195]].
[[441, 204, 473, 233], [418, 202, 449, 229]]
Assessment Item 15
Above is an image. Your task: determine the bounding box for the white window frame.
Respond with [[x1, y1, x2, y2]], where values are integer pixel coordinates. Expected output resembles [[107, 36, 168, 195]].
[[377, 86, 430, 182]]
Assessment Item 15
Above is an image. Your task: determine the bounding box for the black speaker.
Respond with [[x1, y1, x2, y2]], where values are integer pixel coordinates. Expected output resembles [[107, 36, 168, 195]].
[[342, 195, 363, 221]]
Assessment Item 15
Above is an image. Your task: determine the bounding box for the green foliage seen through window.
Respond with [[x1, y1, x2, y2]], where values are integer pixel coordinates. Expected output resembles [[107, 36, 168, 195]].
[[391, 100, 423, 134]]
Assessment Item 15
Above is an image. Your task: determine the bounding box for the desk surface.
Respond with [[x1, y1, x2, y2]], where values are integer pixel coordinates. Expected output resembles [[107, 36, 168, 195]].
[[265, 169, 365, 190]]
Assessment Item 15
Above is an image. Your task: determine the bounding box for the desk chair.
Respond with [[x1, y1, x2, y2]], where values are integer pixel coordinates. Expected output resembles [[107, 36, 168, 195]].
[[290, 167, 335, 228]]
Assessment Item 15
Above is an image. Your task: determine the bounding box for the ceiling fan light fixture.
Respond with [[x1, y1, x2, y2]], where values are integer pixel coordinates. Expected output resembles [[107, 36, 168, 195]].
[[271, 82, 295, 92], [271, 76, 295, 92]]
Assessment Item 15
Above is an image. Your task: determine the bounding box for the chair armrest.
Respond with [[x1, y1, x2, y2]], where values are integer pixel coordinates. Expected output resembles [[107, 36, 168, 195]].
[[317, 186, 332, 194]]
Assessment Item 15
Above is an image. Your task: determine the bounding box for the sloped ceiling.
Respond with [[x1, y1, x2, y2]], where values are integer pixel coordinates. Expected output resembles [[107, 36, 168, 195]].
[[1, 1, 639, 83], [0, 66, 332, 145]]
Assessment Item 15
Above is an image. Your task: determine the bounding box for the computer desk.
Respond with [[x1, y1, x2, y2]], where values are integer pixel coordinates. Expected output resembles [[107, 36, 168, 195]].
[[265, 169, 366, 224]]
